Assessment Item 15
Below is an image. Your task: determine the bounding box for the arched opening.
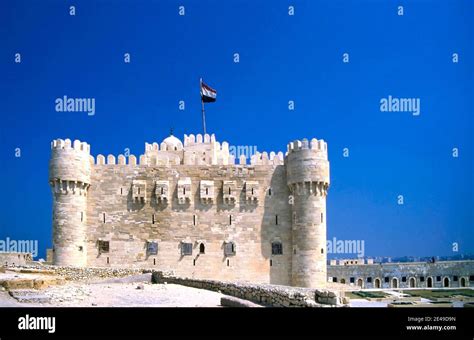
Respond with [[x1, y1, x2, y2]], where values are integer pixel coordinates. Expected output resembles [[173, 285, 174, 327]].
[[409, 277, 416, 288], [374, 278, 381, 288], [461, 277, 467, 287], [199, 243, 205, 254], [427, 277, 433, 288], [340, 278, 346, 284], [357, 278, 363, 288], [391, 278, 398, 288], [443, 277, 450, 288]]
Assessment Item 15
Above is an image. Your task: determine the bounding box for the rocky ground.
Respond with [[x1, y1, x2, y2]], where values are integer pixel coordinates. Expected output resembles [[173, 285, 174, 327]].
[[0, 271, 225, 307]]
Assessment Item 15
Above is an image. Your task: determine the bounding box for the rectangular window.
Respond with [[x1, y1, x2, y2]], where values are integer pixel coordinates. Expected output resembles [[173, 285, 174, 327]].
[[181, 242, 192, 256], [453, 276, 458, 282], [270, 259, 272, 267], [224, 242, 236, 256], [367, 277, 372, 283], [332, 277, 338, 283], [152, 214, 155, 224], [229, 215, 232, 225], [193, 215, 196, 226], [271, 242, 283, 255], [321, 212, 323, 223], [470, 276, 474, 281], [436, 276, 441, 282], [402, 276, 407, 282], [275, 215, 278, 225], [147, 242, 158, 256], [420, 276, 425, 282], [384, 277, 389, 283], [103, 213, 106, 223], [98, 240, 109, 253], [350, 277, 355, 283], [81, 212, 83, 222]]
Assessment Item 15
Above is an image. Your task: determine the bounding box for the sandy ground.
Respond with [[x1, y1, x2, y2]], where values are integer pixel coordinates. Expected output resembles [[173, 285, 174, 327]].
[[0, 274, 225, 307]]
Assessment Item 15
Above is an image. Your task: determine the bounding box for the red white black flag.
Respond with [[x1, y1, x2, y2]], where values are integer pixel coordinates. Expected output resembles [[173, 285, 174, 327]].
[[200, 79, 217, 103]]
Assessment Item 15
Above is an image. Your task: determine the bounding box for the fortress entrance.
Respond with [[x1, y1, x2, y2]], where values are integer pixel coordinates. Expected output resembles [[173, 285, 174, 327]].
[[427, 277, 433, 288], [357, 279, 363, 288], [461, 277, 467, 287], [443, 277, 450, 288], [409, 277, 416, 288], [340, 279, 346, 284], [391, 278, 398, 288], [374, 278, 381, 288]]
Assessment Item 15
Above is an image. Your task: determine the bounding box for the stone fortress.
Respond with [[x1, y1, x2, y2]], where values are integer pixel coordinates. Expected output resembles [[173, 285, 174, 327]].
[[49, 133, 330, 288]]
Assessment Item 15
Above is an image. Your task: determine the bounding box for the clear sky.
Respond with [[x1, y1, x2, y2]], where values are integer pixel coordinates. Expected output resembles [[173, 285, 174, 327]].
[[0, 0, 472, 259]]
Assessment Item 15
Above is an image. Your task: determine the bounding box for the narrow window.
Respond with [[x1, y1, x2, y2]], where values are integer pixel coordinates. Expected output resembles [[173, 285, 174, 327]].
[[228, 187, 231, 195], [251, 188, 254, 195], [268, 188, 272, 196], [321, 248, 324, 254], [270, 259, 273, 267], [199, 243, 205, 254], [193, 215, 196, 226], [120, 187, 123, 195], [153, 258, 156, 265], [161, 187, 164, 194], [81, 212, 83, 222], [275, 215, 278, 225], [206, 187, 209, 195], [107, 257, 109, 264], [152, 214, 155, 224], [193, 259, 196, 266], [321, 212, 324, 223], [138, 187, 140, 195], [183, 187, 186, 195], [227, 259, 230, 267], [229, 215, 232, 225]]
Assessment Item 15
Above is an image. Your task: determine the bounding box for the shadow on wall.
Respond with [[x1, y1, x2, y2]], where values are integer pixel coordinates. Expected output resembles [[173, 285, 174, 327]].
[[261, 165, 292, 286]]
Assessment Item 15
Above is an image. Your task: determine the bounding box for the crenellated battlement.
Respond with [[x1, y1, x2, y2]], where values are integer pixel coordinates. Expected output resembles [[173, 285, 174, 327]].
[[51, 138, 90, 154], [286, 138, 327, 156], [183, 133, 216, 146]]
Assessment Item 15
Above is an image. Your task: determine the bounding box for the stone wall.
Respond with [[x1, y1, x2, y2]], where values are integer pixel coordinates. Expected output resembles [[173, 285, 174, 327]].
[[0, 252, 32, 266], [151, 271, 344, 307], [328, 260, 474, 289]]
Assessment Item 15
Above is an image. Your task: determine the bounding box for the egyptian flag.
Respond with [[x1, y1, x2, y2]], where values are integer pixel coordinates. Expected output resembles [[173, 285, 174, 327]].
[[200, 79, 217, 103]]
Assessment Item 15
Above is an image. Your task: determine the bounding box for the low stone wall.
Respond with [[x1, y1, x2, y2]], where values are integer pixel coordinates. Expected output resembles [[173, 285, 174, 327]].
[[152, 271, 345, 307], [5, 264, 145, 281], [0, 252, 32, 266]]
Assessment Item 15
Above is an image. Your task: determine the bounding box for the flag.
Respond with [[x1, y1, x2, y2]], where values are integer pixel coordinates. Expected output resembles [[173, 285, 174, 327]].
[[200, 79, 217, 103]]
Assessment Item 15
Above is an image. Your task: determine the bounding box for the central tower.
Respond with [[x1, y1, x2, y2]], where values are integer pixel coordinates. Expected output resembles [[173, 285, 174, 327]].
[[286, 138, 330, 288]]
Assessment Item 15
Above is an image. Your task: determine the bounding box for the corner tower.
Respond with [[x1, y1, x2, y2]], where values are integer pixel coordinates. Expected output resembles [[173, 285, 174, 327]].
[[49, 139, 92, 267], [286, 138, 330, 287]]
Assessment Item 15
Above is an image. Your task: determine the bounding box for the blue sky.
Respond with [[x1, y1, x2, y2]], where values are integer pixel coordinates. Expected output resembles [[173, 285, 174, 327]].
[[0, 0, 472, 259]]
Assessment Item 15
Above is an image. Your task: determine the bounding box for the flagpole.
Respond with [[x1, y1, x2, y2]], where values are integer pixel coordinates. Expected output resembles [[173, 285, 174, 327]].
[[200, 78, 207, 135]]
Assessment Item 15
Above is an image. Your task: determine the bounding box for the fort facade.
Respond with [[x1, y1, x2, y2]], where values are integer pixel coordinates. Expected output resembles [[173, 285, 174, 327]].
[[48, 133, 330, 288]]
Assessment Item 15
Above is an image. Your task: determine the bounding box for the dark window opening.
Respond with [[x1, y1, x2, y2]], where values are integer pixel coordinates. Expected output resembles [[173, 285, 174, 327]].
[[152, 214, 155, 224], [384, 277, 389, 283], [103, 213, 106, 223], [193, 215, 196, 226], [153, 258, 156, 265], [275, 215, 278, 225], [224, 242, 236, 256], [367, 277, 372, 283], [205, 188, 209, 195], [120, 188, 123, 195], [81, 212, 83, 222], [106, 257, 110, 264], [199, 243, 205, 254], [420, 276, 425, 282], [470, 275, 474, 281], [321, 248, 324, 254], [228, 187, 231, 195], [271, 242, 283, 255], [402, 276, 407, 282], [453, 276, 458, 282], [227, 259, 230, 267], [270, 259, 273, 267], [98, 240, 109, 253], [161, 187, 164, 194], [138, 187, 140, 195], [229, 215, 232, 225], [183, 187, 186, 195], [332, 277, 338, 283], [350, 277, 355, 283], [251, 188, 254, 195], [268, 188, 272, 196], [147, 242, 158, 256], [78, 246, 83, 252], [181, 242, 192, 256], [193, 259, 196, 266], [436, 276, 441, 282], [321, 212, 323, 223]]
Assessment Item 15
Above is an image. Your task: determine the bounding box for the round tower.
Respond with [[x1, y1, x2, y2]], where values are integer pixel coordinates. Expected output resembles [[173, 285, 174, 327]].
[[49, 138, 91, 267], [286, 138, 330, 288]]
